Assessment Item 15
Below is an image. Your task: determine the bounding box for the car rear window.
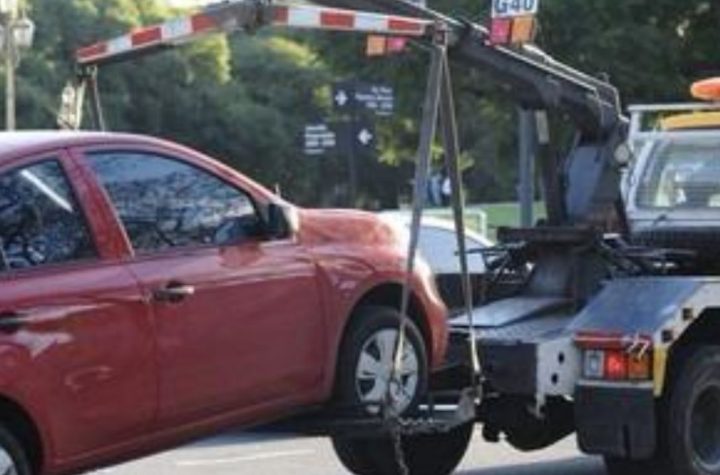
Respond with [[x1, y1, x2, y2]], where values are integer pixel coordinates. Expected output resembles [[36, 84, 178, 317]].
[[0, 160, 97, 272]]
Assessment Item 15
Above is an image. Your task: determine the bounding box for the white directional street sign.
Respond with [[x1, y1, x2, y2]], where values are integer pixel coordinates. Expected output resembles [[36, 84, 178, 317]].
[[304, 123, 336, 156], [332, 81, 395, 117], [358, 128, 374, 147], [491, 0, 539, 18], [355, 84, 394, 117], [334, 90, 349, 108]]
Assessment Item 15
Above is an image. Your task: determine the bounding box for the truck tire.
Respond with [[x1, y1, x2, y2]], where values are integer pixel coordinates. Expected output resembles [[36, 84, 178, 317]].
[[604, 456, 668, 475], [332, 423, 474, 475], [0, 424, 32, 475], [332, 436, 379, 475], [606, 346, 720, 475], [665, 346, 720, 475]]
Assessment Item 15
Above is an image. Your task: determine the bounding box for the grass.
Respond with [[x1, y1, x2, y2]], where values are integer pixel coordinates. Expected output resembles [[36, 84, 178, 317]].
[[397, 202, 546, 240], [480, 202, 546, 230]]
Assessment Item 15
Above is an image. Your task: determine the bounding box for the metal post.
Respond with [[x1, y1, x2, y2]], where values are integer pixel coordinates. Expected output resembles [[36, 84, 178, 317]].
[[4, 17, 15, 131], [85, 68, 106, 131], [518, 108, 536, 227]]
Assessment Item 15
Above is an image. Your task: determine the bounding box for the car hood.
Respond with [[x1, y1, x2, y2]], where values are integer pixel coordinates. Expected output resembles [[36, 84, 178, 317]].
[[298, 208, 400, 247]]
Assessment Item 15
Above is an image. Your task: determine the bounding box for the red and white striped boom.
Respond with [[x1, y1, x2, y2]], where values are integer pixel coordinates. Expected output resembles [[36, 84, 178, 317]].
[[76, 1, 434, 66]]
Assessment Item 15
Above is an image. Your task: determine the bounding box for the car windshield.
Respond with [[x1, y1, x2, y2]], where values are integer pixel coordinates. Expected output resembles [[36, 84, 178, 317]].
[[636, 134, 720, 209]]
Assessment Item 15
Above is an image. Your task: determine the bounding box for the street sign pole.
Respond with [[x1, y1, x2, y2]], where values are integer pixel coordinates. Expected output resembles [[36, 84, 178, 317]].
[[518, 108, 536, 227], [348, 94, 359, 206]]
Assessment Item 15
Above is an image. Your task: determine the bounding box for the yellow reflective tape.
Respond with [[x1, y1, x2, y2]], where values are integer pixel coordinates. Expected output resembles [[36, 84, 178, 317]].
[[654, 347, 668, 397], [661, 112, 720, 130]]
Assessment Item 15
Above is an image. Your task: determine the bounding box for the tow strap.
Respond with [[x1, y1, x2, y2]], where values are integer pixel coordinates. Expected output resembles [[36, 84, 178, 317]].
[[390, 23, 482, 415]]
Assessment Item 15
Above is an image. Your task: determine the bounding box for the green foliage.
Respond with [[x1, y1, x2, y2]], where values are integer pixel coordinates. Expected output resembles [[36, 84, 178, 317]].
[[6, 0, 720, 207]]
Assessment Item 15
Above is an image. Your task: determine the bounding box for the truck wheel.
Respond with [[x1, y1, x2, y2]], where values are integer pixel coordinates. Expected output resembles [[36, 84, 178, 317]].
[[0, 424, 32, 475], [334, 306, 428, 416], [603, 456, 668, 475], [332, 423, 474, 475], [665, 346, 720, 475]]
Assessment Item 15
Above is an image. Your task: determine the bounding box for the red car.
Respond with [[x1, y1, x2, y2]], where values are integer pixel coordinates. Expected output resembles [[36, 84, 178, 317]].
[[0, 132, 449, 475]]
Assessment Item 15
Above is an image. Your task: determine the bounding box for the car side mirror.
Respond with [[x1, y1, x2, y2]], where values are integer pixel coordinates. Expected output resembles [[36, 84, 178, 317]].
[[265, 203, 298, 240]]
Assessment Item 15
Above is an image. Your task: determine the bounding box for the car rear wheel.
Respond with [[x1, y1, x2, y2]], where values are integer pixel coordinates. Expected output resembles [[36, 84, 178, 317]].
[[0, 424, 32, 475]]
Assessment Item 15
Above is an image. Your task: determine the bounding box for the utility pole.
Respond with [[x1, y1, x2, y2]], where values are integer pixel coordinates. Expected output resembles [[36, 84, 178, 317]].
[[0, 0, 35, 131], [5, 19, 15, 131]]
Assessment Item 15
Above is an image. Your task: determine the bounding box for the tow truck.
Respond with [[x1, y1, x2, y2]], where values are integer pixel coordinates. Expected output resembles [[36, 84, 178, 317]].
[[63, 1, 720, 474]]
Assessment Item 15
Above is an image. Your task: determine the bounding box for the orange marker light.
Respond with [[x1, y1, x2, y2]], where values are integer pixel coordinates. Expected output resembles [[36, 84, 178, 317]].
[[691, 78, 720, 102], [511, 16, 536, 44], [628, 352, 652, 380]]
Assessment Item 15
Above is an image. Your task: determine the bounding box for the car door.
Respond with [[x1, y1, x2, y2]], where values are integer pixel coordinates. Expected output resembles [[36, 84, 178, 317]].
[[78, 147, 326, 426], [0, 152, 157, 462]]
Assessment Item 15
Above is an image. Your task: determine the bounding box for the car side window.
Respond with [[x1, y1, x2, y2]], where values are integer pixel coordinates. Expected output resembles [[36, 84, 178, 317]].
[[0, 160, 97, 272], [88, 152, 261, 254]]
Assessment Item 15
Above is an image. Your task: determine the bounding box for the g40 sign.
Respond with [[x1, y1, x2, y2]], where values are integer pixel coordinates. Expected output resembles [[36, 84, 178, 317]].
[[492, 0, 538, 18]]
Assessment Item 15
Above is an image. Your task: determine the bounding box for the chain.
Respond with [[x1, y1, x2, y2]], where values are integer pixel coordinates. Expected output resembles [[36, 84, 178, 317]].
[[391, 426, 410, 475]]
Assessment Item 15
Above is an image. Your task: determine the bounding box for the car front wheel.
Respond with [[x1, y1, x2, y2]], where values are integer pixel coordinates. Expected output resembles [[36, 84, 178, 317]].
[[0, 424, 32, 475], [332, 306, 473, 475], [335, 305, 427, 417]]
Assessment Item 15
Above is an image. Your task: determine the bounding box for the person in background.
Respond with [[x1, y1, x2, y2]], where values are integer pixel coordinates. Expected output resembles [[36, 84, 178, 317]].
[[441, 171, 452, 207], [429, 169, 443, 207]]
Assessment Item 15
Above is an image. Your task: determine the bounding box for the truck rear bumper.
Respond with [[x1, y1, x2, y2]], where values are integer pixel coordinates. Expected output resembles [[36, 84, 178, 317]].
[[575, 383, 656, 459]]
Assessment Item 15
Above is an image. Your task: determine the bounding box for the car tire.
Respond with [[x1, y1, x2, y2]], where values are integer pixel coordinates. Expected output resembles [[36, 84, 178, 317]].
[[334, 305, 428, 417], [332, 306, 473, 475], [0, 424, 32, 475]]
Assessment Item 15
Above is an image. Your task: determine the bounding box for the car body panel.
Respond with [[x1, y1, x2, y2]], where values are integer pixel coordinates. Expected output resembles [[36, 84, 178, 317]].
[[0, 147, 157, 470], [0, 131, 448, 475]]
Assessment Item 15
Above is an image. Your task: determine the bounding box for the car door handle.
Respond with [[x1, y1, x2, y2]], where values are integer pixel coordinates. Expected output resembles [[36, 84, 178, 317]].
[[0, 310, 30, 333], [153, 283, 196, 303]]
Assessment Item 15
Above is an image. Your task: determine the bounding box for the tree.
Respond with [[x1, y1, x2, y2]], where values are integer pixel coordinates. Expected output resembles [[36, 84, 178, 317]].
[[7, 0, 720, 207]]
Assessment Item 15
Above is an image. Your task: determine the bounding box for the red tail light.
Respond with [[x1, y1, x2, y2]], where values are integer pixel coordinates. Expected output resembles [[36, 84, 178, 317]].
[[604, 350, 628, 380], [576, 332, 653, 382]]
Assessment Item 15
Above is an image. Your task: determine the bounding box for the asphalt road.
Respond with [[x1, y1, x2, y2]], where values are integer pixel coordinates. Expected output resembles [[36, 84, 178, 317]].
[[90, 429, 608, 475]]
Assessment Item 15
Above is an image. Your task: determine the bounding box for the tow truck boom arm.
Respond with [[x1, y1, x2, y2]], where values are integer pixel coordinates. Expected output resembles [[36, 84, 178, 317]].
[[313, 0, 628, 229], [312, 0, 624, 139]]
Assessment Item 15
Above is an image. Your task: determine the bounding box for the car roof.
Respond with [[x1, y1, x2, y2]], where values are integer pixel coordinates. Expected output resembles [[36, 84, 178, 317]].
[[0, 130, 171, 163]]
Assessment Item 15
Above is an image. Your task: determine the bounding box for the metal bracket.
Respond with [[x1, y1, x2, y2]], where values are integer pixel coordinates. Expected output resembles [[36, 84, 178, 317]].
[[75, 66, 106, 131]]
